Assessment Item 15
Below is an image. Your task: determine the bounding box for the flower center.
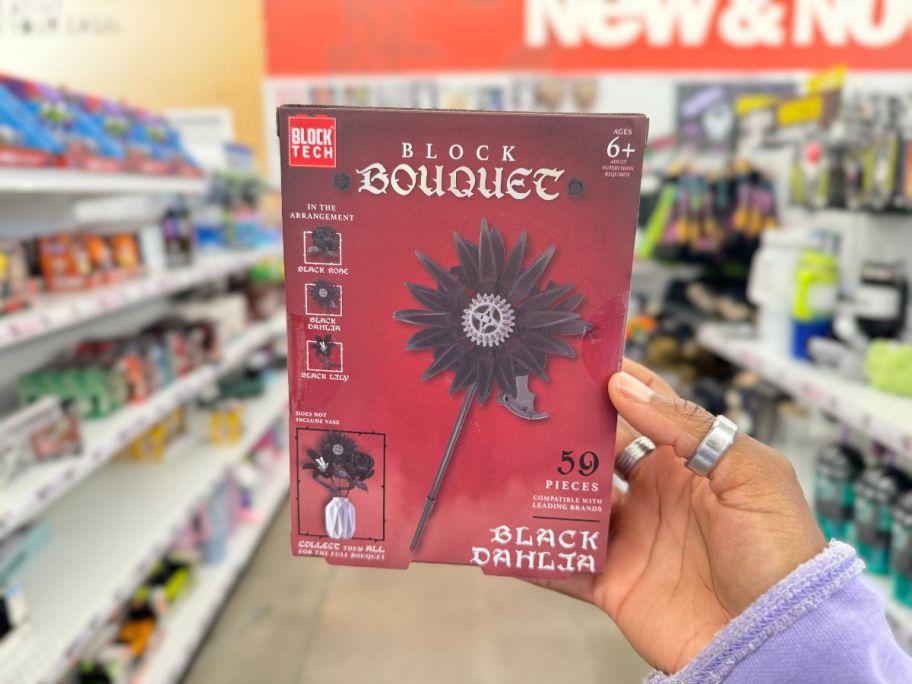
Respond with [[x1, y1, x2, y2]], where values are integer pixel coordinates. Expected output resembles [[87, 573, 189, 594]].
[[461, 293, 516, 348], [332, 444, 345, 456], [318, 287, 329, 298]]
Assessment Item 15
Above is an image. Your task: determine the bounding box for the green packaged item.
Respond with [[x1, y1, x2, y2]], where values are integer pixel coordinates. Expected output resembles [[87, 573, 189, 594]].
[[866, 341, 912, 397]]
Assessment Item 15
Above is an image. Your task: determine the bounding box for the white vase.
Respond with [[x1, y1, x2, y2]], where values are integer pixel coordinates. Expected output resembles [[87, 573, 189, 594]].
[[325, 496, 356, 540]]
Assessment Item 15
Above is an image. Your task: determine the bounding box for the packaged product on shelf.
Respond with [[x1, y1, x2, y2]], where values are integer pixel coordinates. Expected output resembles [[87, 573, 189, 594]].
[[813, 442, 865, 541], [791, 230, 840, 360], [854, 465, 911, 575], [0, 522, 50, 646], [0, 81, 60, 167], [278, 106, 647, 576], [160, 205, 195, 267], [127, 107, 201, 177], [0, 241, 39, 316], [38, 234, 94, 292], [0, 397, 82, 485], [855, 260, 908, 341], [0, 76, 125, 172], [891, 491, 912, 607]]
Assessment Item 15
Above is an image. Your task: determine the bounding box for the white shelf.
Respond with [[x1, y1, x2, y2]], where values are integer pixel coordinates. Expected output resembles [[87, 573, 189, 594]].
[[0, 313, 286, 540], [0, 168, 207, 197], [0, 379, 289, 684], [0, 249, 281, 352], [137, 470, 288, 684], [698, 324, 912, 458]]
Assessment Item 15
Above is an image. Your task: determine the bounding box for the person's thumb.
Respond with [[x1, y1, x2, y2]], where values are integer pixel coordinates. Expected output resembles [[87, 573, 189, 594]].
[[607, 371, 796, 499]]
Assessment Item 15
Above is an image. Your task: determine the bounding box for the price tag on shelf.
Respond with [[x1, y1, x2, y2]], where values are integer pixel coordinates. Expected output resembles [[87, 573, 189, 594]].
[[40, 306, 75, 329], [11, 314, 44, 339], [74, 297, 101, 317], [100, 291, 125, 310]]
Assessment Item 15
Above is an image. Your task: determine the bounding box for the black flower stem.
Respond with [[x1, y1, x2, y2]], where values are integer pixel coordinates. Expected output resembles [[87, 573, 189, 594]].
[[410, 383, 477, 552]]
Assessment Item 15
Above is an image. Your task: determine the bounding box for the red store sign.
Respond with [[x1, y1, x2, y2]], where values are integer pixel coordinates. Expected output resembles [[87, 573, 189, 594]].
[[265, 0, 912, 74]]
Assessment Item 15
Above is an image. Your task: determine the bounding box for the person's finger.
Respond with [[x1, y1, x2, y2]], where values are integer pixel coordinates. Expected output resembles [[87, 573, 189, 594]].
[[608, 371, 794, 498], [615, 416, 637, 452], [622, 358, 678, 397]]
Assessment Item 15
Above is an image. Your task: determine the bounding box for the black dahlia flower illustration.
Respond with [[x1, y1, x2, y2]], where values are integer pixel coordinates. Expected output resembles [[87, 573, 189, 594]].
[[394, 217, 591, 550], [311, 279, 340, 311], [313, 334, 338, 369], [308, 225, 340, 259], [303, 431, 375, 496]]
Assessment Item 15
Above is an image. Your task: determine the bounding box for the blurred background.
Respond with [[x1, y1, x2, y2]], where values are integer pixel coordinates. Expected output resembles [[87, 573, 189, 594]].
[[0, 1, 911, 682]]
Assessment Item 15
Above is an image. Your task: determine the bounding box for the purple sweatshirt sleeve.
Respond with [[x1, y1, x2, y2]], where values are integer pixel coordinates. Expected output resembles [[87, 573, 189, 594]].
[[646, 541, 912, 683]]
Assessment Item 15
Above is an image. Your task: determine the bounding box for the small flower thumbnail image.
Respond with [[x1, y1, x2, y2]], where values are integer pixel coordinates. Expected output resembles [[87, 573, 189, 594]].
[[306, 335, 344, 373], [306, 279, 343, 316], [304, 225, 343, 265]]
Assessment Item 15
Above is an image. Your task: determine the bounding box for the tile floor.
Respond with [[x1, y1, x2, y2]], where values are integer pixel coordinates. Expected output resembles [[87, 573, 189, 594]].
[[185, 512, 650, 684]]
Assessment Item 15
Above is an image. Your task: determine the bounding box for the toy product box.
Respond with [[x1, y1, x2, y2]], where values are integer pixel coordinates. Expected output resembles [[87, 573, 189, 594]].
[[0, 76, 125, 172], [277, 106, 647, 578]]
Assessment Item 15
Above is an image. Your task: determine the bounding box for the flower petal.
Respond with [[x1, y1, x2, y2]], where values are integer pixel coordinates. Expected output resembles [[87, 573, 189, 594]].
[[406, 281, 452, 310], [417, 251, 466, 298], [406, 327, 457, 350], [450, 356, 477, 393], [552, 319, 593, 335], [453, 232, 480, 288], [521, 283, 575, 311], [494, 352, 517, 395], [523, 331, 576, 357], [499, 231, 527, 292], [421, 344, 463, 379], [475, 354, 494, 403], [525, 310, 581, 329], [555, 293, 584, 312], [510, 245, 556, 301], [478, 218, 498, 288], [509, 340, 549, 380], [393, 309, 453, 327]]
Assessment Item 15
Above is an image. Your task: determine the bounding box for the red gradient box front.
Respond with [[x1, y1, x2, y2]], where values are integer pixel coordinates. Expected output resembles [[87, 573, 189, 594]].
[[278, 106, 647, 578]]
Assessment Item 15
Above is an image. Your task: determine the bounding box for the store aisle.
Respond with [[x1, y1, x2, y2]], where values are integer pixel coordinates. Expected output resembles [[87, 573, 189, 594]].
[[185, 512, 650, 684]]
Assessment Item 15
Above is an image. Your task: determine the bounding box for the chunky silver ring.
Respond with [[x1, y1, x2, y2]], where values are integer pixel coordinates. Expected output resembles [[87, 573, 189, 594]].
[[616, 435, 656, 482], [687, 415, 738, 477]]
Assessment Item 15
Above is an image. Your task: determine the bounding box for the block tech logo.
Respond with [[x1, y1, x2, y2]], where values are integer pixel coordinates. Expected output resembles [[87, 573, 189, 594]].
[[288, 116, 336, 168]]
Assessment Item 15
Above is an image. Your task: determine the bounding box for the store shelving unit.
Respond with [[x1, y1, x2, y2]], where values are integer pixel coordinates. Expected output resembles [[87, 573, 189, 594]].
[[0, 379, 289, 684], [706, 324, 912, 649], [698, 324, 912, 458], [0, 313, 286, 539], [137, 471, 288, 684], [0, 168, 207, 198], [0, 248, 280, 352]]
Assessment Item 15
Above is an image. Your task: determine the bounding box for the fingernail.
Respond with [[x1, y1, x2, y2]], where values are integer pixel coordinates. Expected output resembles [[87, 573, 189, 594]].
[[614, 372, 654, 403]]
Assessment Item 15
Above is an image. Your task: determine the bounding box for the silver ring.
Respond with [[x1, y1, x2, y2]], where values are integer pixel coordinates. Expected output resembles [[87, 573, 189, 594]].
[[687, 415, 738, 477], [616, 436, 656, 482]]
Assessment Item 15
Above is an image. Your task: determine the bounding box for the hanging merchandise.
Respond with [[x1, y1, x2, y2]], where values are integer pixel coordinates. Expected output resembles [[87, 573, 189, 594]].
[[395, 220, 591, 550], [854, 465, 911, 575], [639, 161, 778, 265], [303, 431, 375, 540], [814, 441, 865, 541], [791, 230, 840, 360], [855, 260, 908, 341], [279, 106, 646, 576], [866, 98, 904, 212]]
